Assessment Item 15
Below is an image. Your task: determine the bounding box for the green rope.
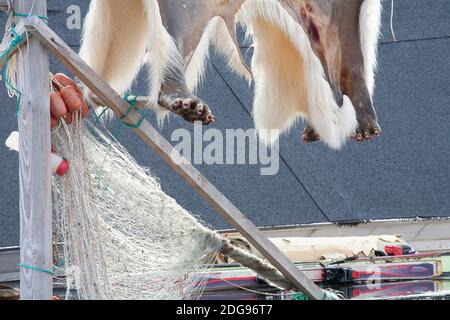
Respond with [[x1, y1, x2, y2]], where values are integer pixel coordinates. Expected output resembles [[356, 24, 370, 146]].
[[112, 115, 125, 141], [111, 95, 136, 139], [17, 264, 55, 276], [93, 95, 149, 130], [291, 291, 310, 300], [93, 94, 149, 142], [93, 106, 110, 128], [17, 259, 65, 276], [120, 94, 150, 129], [0, 13, 49, 116], [290, 292, 338, 301], [13, 13, 49, 21], [1, 28, 24, 116]]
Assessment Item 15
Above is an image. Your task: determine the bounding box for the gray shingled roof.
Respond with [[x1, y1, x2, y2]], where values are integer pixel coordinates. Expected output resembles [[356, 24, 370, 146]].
[[1, 0, 449, 247]]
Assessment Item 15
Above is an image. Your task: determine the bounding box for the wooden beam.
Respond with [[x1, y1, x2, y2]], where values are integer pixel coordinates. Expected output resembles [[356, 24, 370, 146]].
[[0, 19, 27, 71], [85, 91, 150, 110], [25, 18, 326, 300], [14, 2, 52, 300]]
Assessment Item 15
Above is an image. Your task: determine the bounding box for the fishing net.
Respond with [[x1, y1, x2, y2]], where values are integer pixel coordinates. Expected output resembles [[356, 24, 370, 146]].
[[50, 114, 315, 300], [51, 115, 225, 300]]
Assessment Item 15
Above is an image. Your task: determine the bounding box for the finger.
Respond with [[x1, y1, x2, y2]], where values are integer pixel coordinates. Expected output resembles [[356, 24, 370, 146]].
[[50, 92, 68, 119], [60, 86, 85, 113], [53, 73, 83, 95], [51, 116, 59, 129]]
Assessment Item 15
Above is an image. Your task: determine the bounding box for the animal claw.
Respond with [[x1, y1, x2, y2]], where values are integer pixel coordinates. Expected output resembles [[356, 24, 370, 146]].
[[205, 113, 215, 124], [172, 99, 183, 111], [197, 103, 204, 116], [302, 126, 320, 144], [373, 128, 381, 136], [182, 99, 191, 111]]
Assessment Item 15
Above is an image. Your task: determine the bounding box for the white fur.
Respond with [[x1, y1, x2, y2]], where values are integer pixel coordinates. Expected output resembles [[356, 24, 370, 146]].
[[237, 0, 358, 149], [79, 0, 381, 149], [80, 0, 249, 115], [360, 0, 383, 97], [143, 0, 184, 106], [80, 0, 149, 96], [184, 17, 219, 91], [80, 0, 184, 123], [185, 17, 252, 92]]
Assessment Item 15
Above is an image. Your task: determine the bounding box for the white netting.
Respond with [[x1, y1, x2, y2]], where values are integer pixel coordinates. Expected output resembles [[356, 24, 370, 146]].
[[46, 110, 340, 300], [51, 115, 224, 300]]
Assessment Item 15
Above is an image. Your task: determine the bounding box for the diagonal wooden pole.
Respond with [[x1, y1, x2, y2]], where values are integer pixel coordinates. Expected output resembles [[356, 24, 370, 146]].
[[5, 17, 326, 299], [13, 1, 52, 300]]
